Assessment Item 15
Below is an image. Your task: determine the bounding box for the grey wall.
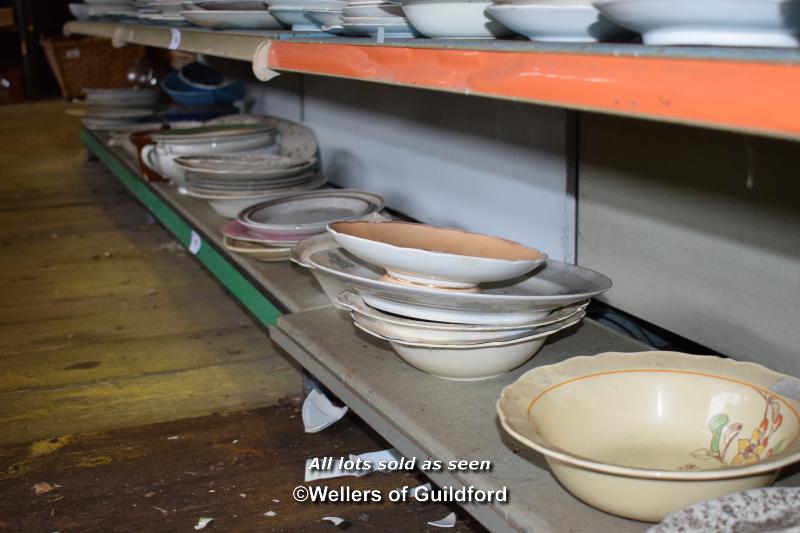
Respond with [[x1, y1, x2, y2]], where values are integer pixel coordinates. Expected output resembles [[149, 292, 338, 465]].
[[301, 77, 575, 261], [578, 115, 800, 375]]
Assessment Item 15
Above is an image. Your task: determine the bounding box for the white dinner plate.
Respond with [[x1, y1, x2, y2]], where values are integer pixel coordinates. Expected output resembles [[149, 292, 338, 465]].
[[181, 9, 285, 29], [238, 190, 385, 238], [306, 244, 612, 324]]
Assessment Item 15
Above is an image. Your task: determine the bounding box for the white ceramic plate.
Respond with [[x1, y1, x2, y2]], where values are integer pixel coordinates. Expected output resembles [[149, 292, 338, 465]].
[[239, 190, 385, 238], [306, 244, 612, 324], [222, 236, 292, 262], [304, 7, 344, 26], [269, 5, 324, 28], [487, 3, 630, 42], [342, 290, 587, 344], [83, 88, 160, 107], [594, 0, 800, 47], [183, 172, 323, 199], [70, 3, 90, 19], [339, 290, 589, 332], [68, 106, 156, 119], [181, 9, 285, 28], [176, 152, 314, 171], [344, 3, 404, 16], [195, 0, 271, 11], [151, 124, 276, 144], [328, 221, 546, 289], [81, 117, 143, 129], [339, 20, 418, 36]]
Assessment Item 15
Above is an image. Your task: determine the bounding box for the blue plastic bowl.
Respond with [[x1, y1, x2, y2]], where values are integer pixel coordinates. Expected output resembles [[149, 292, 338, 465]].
[[179, 62, 225, 90], [161, 70, 245, 106]]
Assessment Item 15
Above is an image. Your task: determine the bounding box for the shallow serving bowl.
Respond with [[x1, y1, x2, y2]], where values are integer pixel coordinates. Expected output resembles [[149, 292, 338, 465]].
[[399, 0, 512, 38], [354, 314, 583, 380], [328, 221, 546, 289], [497, 351, 800, 521]]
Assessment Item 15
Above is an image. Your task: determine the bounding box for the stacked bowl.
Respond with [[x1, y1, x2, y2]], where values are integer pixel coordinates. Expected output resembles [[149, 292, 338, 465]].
[[336, 0, 418, 37], [396, 0, 512, 38], [70, 88, 160, 129], [293, 221, 612, 380], [487, 0, 631, 42], [181, 0, 285, 29], [268, 0, 347, 31], [222, 191, 385, 261], [69, 0, 137, 21], [176, 152, 325, 218]]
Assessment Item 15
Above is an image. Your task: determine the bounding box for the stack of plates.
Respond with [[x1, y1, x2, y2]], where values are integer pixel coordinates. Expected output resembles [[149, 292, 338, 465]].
[[69, 0, 137, 20], [181, 0, 285, 29], [140, 124, 277, 184], [221, 190, 385, 261], [487, 0, 631, 42], [133, 0, 194, 23], [149, 114, 319, 217], [268, 0, 346, 31], [70, 88, 160, 129], [293, 221, 612, 380], [336, 0, 418, 36], [177, 153, 325, 218], [395, 0, 512, 38]]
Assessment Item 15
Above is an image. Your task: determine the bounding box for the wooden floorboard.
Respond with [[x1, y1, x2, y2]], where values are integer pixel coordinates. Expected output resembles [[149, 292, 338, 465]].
[[0, 101, 482, 532], [0, 405, 483, 532], [0, 101, 300, 445]]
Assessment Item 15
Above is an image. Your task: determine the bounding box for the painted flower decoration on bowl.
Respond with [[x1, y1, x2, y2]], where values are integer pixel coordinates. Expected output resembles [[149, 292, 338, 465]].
[[690, 390, 785, 468]]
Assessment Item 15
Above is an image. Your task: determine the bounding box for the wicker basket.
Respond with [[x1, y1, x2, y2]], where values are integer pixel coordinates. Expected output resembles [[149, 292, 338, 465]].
[[42, 37, 146, 100]]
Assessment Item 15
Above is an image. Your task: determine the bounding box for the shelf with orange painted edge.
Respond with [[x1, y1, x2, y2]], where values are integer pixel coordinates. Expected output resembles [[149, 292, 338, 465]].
[[63, 21, 285, 61], [258, 39, 800, 141]]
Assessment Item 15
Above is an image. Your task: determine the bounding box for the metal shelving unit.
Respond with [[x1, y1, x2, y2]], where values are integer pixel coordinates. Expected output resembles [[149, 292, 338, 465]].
[[80, 126, 651, 532], [73, 17, 800, 531], [65, 21, 800, 140]]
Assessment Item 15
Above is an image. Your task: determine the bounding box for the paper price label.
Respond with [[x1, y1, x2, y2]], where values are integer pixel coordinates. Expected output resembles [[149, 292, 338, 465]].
[[169, 28, 181, 50], [770, 377, 800, 401], [188, 231, 202, 255]]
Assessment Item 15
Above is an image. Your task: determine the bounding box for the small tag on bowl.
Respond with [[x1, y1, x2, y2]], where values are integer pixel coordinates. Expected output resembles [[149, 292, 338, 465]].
[[769, 377, 800, 402]]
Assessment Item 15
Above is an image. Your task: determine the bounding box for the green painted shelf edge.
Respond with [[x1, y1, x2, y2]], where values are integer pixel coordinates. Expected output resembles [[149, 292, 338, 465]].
[[80, 128, 284, 326]]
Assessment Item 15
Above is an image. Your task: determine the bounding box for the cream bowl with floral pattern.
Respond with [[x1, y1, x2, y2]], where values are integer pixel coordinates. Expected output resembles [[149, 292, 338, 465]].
[[497, 351, 800, 522]]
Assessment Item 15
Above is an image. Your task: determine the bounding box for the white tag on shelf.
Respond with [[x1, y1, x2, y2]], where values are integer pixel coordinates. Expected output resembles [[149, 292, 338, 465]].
[[188, 231, 202, 255], [376, 26, 385, 44], [169, 28, 182, 50]]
